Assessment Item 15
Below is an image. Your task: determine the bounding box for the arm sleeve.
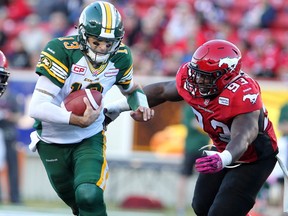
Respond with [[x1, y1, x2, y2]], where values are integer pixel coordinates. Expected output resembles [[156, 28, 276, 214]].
[[28, 76, 72, 124]]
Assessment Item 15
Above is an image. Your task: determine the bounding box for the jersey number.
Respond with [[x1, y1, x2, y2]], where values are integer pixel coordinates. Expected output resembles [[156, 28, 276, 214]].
[[70, 82, 104, 93], [192, 107, 231, 143], [59, 37, 80, 50], [227, 77, 248, 92]]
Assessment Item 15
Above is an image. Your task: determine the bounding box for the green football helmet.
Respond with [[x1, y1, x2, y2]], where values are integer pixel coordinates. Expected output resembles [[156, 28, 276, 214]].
[[78, 1, 125, 65]]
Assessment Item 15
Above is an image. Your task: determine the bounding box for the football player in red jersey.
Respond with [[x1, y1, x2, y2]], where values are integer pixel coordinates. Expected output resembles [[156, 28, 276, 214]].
[[105, 39, 278, 216], [0, 50, 9, 97]]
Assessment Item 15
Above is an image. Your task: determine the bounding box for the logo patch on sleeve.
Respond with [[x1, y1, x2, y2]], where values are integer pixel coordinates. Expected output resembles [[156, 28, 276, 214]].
[[41, 56, 52, 68], [218, 97, 230, 106], [243, 93, 259, 104], [72, 64, 87, 75]]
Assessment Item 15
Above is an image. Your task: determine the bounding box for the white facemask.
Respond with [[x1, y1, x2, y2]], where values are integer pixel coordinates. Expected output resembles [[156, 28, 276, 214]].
[[87, 47, 110, 64]]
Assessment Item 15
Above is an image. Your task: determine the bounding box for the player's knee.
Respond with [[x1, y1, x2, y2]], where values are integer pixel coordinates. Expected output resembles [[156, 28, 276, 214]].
[[75, 183, 105, 211]]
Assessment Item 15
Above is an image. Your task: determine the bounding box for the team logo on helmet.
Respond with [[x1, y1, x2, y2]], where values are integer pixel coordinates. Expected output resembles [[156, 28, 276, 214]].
[[219, 57, 241, 71]]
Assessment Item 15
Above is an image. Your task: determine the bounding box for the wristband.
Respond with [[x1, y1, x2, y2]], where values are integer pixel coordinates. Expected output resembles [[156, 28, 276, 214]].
[[219, 150, 232, 167], [127, 89, 149, 111]]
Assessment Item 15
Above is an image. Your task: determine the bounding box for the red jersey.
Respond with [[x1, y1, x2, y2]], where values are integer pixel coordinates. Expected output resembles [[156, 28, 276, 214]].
[[176, 63, 278, 163]]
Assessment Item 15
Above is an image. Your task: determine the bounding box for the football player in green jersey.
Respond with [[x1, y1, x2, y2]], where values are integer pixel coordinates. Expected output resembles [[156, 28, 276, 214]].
[[28, 1, 154, 216]]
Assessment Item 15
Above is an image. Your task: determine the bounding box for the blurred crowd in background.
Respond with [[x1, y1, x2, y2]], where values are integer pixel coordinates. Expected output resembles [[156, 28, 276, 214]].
[[1, 0, 288, 80]]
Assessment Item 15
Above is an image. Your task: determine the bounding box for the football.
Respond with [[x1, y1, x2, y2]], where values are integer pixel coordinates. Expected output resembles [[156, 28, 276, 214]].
[[64, 89, 102, 116]]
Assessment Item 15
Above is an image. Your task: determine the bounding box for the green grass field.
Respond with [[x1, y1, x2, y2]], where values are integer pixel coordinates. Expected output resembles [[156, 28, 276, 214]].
[[0, 199, 283, 216], [0, 200, 196, 216]]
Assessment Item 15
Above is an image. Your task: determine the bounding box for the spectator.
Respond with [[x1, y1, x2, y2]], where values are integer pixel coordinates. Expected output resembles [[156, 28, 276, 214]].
[[162, 49, 184, 76], [131, 36, 162, 76], [0, 5, 9, 52], [0, 50, 10, 202], [47, 11, 70, 38], [6, 0, 33, 22], [240, 0, 277, 30], [0, 0, 9, 7], [0, 87, 22, 204], [194, 0, 226, 27], [267, 102, 288, 210], [243, 30, 281, 78], [277, 103, 288, 169], [67, 0, 84, 25], [163, 2, 196, 51], [18, 14, 51, 56], [122, 6, 142, 46], [0, 25, 8, 51], [6, 37, 31, 68], [181, 36, 198, 64], [277, 32, 288, 81], [33, 0, 68, 22], [140, 3, 168, 56]]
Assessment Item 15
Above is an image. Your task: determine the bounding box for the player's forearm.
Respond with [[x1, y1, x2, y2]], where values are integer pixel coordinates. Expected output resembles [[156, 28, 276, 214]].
[[143, 83, 169, 107], [227, 111, 259, 162], [29, 101, 71, 124], [143, 81, 183, 107], [29, 90, 71, 124], [226, 136, 249, 162]]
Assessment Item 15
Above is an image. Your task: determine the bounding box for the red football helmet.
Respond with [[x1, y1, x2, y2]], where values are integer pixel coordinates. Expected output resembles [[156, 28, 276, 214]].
[[186, 39, 242, 98], [0, 50, 9, 97]]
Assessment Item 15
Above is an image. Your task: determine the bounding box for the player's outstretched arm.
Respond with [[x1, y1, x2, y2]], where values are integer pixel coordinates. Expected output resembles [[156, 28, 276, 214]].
[[143, 80, 183, 107], [104, 83, 154, 124], [104, 80, 183, 123], [130, 80, 183, 121]]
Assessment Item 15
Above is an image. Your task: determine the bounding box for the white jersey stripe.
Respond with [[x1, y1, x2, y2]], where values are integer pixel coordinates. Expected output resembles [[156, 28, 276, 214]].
[[51, 65, 67, 79], [52, 62, 68, 76]]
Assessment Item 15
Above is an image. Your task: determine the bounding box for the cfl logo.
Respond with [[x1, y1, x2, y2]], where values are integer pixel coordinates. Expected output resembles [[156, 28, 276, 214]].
[[72, 64, 87, 75]]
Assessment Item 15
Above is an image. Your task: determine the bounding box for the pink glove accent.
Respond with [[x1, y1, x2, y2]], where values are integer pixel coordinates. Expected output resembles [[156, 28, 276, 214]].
[[195, 154, 223, 174]]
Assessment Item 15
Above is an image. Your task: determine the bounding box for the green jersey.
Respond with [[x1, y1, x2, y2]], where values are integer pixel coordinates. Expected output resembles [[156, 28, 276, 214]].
[[34, 35, 134, 144]]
